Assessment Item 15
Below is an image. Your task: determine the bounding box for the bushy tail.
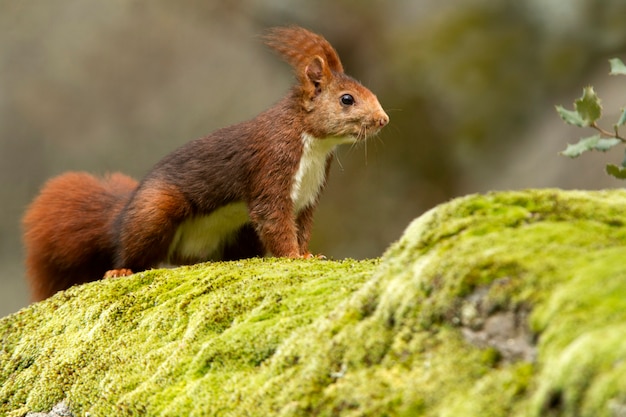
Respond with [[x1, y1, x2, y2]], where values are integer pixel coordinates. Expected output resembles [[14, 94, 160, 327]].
[[22, 172, 137, 301]]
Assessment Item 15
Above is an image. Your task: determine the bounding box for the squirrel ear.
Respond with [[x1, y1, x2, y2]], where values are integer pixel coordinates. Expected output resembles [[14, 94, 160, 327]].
[[304, 55, 330, 97], [305, 56, 325, 84]]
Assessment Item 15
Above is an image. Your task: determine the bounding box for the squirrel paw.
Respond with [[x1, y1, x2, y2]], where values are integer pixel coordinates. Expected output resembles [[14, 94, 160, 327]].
[[104, 268, 134, 278], [302, 252, 326, 260]]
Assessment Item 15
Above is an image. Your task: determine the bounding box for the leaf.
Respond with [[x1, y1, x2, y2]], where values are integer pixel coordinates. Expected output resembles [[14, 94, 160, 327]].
[[574, 86, 602, 126], [595, 137, 622, 151], [555, 105, 586, 127], [560, 135, 621, 158], [606, 164, 626, 179], [609, 58, 626, 75], [615, 108, 626, 128], [560, 135, 601, 158], [555, 87, 602, 127]]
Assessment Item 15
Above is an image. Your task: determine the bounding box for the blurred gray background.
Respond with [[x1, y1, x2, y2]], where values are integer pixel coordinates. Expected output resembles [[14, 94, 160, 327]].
[[2, 0, 626, 317]]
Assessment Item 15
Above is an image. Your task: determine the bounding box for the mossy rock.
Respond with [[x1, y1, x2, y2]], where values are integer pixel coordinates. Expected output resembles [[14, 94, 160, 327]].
[[2, 189, 626, 416]]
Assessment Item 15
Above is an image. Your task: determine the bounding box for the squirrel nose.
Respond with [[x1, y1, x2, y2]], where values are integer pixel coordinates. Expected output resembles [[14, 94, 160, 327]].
[[378, 112, 389, 127]]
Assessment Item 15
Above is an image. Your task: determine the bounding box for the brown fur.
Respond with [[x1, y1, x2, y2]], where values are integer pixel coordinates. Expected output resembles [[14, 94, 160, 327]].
[[23, 172, 137, 301], [263, 26, 344, 74], [22, 26, 389, 301]]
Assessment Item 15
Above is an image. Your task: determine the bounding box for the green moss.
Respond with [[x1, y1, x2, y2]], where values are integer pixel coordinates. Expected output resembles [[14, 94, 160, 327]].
[[2, 189, 626, 416], [0, 259, 376, 416]]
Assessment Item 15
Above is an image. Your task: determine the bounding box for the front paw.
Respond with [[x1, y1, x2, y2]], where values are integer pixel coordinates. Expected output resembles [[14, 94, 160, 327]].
[[104, 268, 134, 278]]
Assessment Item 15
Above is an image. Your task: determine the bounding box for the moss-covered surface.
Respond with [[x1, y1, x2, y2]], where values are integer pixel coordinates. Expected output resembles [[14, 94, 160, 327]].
[[2, 189, 626, 416]]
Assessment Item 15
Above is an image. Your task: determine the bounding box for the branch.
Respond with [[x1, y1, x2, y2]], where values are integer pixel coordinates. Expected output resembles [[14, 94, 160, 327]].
[[591, 122, 626, 142]]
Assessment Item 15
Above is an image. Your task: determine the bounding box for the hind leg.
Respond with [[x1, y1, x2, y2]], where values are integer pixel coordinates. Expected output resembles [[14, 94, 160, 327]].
[[112, 181, 192, 273]]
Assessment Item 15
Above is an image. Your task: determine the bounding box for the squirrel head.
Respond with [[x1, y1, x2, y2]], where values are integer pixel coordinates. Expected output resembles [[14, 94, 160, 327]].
[[263, 26, 389, 141]]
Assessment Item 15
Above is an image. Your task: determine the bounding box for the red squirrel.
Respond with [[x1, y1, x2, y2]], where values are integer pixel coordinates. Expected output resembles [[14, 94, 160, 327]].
[[22, 26, 389, 301]]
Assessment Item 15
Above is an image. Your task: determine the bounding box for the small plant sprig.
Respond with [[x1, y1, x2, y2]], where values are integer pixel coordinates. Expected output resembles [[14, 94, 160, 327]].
[[556, 58, 626, 179]]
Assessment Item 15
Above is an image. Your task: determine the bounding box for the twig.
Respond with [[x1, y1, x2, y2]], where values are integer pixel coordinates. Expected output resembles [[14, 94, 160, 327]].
[[591, 122, 626, 142]]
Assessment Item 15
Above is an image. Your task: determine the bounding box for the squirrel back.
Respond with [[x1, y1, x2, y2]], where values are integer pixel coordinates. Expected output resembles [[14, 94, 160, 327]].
[[22, 26, 388, 301]]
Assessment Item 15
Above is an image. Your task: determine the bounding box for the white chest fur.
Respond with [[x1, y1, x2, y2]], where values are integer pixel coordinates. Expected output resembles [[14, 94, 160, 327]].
[[167, 202, 249, 262], [291, 133, 355, 212]]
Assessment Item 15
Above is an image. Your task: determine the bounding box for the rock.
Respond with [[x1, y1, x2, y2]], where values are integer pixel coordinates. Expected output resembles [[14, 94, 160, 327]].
[[1, 189, 626, 416], [25, 401, 73, 417]]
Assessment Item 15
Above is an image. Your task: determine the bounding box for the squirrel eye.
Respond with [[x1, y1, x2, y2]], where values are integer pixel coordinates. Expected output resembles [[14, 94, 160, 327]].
[[340, 94, 355, 106]]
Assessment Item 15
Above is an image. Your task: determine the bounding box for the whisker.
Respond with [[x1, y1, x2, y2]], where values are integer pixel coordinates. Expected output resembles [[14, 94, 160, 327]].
[[346, 136, 359, 156], [374, 135, 386, 149], [357, 124, 370, 166], [364, 133, 368, 166], [334, 149, 345, 171], [385, 122, 402, 136]]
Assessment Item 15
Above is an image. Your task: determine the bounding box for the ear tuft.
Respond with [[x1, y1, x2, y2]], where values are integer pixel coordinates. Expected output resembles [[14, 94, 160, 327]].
[[263, 26, 344, 75]]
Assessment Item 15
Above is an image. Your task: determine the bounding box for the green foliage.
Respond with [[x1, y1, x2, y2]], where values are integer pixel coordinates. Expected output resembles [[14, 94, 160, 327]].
[[555, 106, 586, 127], [560, 135, 621, 158], [609, 58, 626, 75], [557, 58, 626, 179], [606, 164, 626, 179], [575, 86, 602, 125], [616, 108, 626, 128]]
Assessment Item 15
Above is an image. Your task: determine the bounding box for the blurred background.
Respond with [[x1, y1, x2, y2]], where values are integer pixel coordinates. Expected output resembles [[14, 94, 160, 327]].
[[2, 0, 626, 317]]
